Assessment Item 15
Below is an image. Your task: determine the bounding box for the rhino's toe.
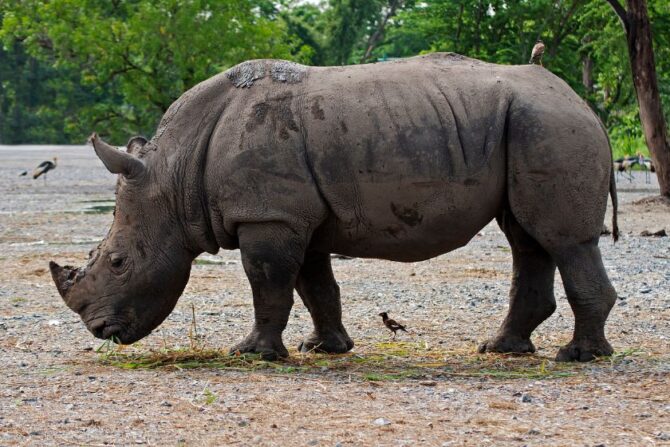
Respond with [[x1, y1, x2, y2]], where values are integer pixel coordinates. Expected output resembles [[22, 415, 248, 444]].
[[298, 331, 354, 354], [230, 330, 289, 360], [478, 335, 536, 354], [555, 337, 613, 362]]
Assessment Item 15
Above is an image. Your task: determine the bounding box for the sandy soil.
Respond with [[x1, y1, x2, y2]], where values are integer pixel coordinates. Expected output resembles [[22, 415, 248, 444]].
[[0, 146, 668, 446]]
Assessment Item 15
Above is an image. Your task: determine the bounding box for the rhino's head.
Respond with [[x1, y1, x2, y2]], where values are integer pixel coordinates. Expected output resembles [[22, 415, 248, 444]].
[[50, 133, 195, 344]]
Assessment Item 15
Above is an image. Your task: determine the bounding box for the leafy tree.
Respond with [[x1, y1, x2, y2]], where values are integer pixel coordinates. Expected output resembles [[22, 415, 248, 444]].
[[0, 40, 67, 143], [321, 0, 386, 65], [279, 1, 326, 65], [1, 0, 669, 176], [605, 0, 670, 199], [1, 0, 295, 142]]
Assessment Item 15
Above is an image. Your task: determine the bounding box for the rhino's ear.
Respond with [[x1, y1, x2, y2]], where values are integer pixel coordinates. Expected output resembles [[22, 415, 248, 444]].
[[125, 136, 148, 155], [88, 133, 145, 178]]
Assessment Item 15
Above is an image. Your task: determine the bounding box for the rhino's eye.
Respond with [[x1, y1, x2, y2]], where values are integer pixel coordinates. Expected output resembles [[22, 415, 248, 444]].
[[108, 254, 126, 271]]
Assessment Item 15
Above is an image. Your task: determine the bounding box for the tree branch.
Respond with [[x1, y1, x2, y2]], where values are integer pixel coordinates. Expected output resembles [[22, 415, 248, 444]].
[[605, 0, 629, 31], [455, 4, 464, 51], [360, 0, 403, 63], [549, 0, 583, 57], [35, 36, 54, 51]]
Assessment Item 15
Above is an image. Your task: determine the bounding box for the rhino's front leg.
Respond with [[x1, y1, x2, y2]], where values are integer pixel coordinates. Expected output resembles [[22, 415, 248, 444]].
[[230, 223, 307, 360], [296, 251, 354, 354]]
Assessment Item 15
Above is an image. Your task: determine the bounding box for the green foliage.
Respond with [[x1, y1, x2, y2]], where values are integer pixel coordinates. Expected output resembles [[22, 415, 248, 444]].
[[609, 109, 648, 158], [321, 0, 385, 65], [0, 39, 97, 143], [1, 0, 294, 142], [0, 0, 668, 149]]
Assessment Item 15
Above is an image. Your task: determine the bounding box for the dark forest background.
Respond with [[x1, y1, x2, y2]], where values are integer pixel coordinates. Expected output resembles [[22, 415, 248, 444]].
[[1, 0, 668, 160]]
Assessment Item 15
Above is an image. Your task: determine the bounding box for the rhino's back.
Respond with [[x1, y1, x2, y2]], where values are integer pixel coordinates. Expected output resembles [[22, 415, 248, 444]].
[[222, 54, 511, 178]]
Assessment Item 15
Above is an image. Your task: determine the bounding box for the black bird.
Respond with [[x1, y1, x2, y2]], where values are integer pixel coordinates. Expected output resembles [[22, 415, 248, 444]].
[[529, 39, 545, 65], [32, 157, 57, 182], [378, 312, 407, 339]]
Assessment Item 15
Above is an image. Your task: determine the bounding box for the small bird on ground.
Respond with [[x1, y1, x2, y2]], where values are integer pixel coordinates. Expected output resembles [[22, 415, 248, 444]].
[[378, 312, 407, 339], [529, 39, 545, 65], [32, 157, 57, 183]]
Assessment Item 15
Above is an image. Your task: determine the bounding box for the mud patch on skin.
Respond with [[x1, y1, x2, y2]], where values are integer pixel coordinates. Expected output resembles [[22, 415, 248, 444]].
[[311, 97, 325, 120], [226, 61, 266, 88], [245, 95, 299, 140], [384, 224, 406, 239], [227, 60, 307, 88], [391, 203, 424, 227], [246, 103, 270, 132], [270, 61, 306, 84]]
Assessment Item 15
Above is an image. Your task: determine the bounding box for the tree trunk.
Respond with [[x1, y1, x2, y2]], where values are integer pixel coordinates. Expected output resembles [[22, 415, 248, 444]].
[[606, 0, 670, 198], [474, 1, 484, 54], [455, 3, 464, 52]]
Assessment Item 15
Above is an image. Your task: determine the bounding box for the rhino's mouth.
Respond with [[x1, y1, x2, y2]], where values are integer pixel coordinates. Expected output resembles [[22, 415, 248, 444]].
[[86, 318, 121, 339], [84, 316, 144, 344]]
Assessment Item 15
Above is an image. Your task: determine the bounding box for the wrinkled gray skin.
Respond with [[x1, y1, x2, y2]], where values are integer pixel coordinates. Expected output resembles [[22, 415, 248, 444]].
[[51, 53, 619, 362]]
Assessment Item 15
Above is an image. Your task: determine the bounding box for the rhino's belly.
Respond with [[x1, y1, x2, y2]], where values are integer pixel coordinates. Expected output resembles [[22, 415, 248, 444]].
[[312, 174, 504, 262]]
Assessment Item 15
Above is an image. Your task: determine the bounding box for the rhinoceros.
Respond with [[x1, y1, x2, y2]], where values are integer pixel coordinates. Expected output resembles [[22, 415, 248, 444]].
[[50, 53, 619, 362]]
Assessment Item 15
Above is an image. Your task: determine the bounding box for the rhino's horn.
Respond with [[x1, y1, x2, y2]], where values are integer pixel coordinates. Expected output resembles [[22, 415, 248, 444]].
[[89, 132, 145, 178], [49, 261, 76, 299]]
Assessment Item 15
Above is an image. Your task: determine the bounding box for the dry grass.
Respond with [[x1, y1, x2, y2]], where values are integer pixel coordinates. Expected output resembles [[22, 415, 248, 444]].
[[92, 307, 652, 381], [93, 337, 653, 382]]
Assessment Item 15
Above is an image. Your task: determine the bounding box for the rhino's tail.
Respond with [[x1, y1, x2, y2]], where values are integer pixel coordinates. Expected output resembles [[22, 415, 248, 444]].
[[596, 115, 619, 243], [610, 161, 619, 243]]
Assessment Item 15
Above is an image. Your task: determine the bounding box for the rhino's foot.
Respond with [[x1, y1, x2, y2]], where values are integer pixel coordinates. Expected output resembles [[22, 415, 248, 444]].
[[298, 329, 354, 354], [478, 335, 536, 354], [555, 337, 613, 362], [229, 330, 289, 361]]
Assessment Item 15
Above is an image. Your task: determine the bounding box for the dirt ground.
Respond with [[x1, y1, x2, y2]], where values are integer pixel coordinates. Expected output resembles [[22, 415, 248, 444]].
[[0, 145, 668, 446]]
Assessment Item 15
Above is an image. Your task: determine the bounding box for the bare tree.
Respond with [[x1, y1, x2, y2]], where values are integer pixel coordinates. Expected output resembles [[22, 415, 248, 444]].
[[606, 0, 670, 201]]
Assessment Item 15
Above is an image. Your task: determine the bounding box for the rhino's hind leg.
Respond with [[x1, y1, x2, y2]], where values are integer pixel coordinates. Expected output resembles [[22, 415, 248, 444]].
[[479, 209, 557, 355], [296, 251, 354, 354], [552, 244, 616, 362], [230, 223, 307, 360]]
